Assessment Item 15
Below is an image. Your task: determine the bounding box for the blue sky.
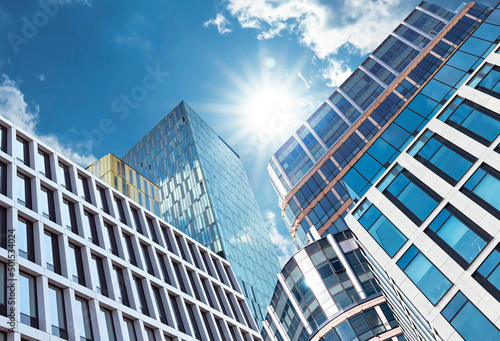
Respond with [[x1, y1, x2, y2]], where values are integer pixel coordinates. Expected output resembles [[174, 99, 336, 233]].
[[1, 0, 496, 265]]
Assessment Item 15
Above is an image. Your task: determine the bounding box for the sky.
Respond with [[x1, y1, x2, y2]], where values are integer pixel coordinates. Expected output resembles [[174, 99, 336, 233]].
[[1, 0, 496, 266]]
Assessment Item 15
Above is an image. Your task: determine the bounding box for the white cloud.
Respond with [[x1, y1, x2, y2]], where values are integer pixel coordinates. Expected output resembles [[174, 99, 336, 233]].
[[264, 209, 295, 266], [297, 71, 310, 89], [35, 74, 45, 82], [116, 31, 153, 52], [0, 75, 96, 166], [204, 13, 232, 35], [221, 0, 414, 59], [321, 58, 352, 87]]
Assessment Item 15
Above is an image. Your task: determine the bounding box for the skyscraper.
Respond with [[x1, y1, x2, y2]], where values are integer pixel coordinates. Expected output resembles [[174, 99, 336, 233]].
[[0, 115, 263, 340], [345, 4, 500, 340], [123, 101, 281, 323], [267, 1, 482, 249]]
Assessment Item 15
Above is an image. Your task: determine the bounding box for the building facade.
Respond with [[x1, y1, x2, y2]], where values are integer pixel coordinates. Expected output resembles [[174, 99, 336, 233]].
[[267, 1, 489, 249], [122, 101, 281, 324], [86, 153, 161, 216], [0, 116, 263, 340], [346, 4, 500, 341], [261, 231, 405, 341]]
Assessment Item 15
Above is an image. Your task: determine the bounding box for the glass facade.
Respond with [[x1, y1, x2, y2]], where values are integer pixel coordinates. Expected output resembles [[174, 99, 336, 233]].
[[123, 101, 280, 323]]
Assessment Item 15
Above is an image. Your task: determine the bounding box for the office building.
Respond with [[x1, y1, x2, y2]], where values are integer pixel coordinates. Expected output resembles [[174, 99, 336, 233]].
[[267, 1, 487, 249], [345, 4, 500, 341], [0, 116, 263, 340], [261, 231, 405, 341], [123, 101, 281, 324], [86, 153, 161, 216]]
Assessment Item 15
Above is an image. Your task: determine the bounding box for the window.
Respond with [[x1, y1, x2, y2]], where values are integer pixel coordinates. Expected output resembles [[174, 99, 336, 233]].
[[44, 231, 61, 274], [91, 255, 108, 297], [442, 291, 500, 340], [114, 197, 126, 223], [202, 312, 216, 341], [37, 149, 51, 179], [15, 136, 29, 166], [145, 328, 155, 341], [68, 243, 85, 285], [152, 286, 168, 324], [83, 211, 99, 245], [474, 245, 500, 301], [0, 125, 6, 153], [439, 97, 500, 146], [146, 218, 158, 244], [18, 217, 34, 261], [77, 174, 91, 202], [161, 226, 173, 252], [378, 165, 441, 225], [17, 173, 31, 209], [461, 164, 500, 219], [75, 297, 93, 341], [0, 207, 7, 249], [0, 262, 5, 317], [156, 253, 171, 285], [133, 276, 149, 316], [175, 235, 188, 261], [58, 162, 72, 191], [62, 199, 77, 233], [131, 208, 143, 234], [123, 233, 137, 266], [469, 63, 500, 100], [141, 244, 154, 275], [100, 308, 117, 341], [356, 200, 407, 257], [427, 205, 490, 268], [186, 304, 202, 339], [49, 286, 67, 339], [113, 266, 130, 306], [409, 131, 475, 185], [397, 245, 451, 305], [173, 262, 187, 293], [96, 186, 109, 214], [0, 161, 6, 196], [40, 186, 55, 221], [19, 272, 38, 328], [187, 271, 201, 301], [104, 223, 119, 256], [169, 294, 186, 333], [124, 319, 138, 341]]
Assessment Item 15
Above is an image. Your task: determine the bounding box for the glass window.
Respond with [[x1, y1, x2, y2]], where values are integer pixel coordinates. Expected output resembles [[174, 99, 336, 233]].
[[15, 136, 29, 166], [141, 244, 154, 275], [442, 291, 500, 341], [114, 197, 126, 223], [100, 308, 117, 341], [147, 218, 158, 243], [123, 233, 137, 266], [357, 200, 407, 257], [83, 211, 99, 245], [0, 207, 5, 250], [0, 262, 6, 316], [104, 223, 118, 256], [97, 187, 109, 214], [113, 266, 130, 306], [169, 294, 186, 333], [17, 173, 31, 208], [124, 318, 137, 341], [469, 63, 500, 100], [474, 245, 500, 301], [145, 328, 155, 341], [40, 186, 55, 221], [49, 286, 67, 339], [57, 162, 72, 191], [153, 286, 168, 324], [462, 164, 500, 218], [156, 253, 171, 285], [75, 297, 93, 341], [37, 149, 51, 179], [427, 205, 490, 268], [131, 208, 143, 234], [134, 276, 149, 316], [0, 125, 6, 153], [68, 243, 85, 285], [0, 161, 6, 196], [44, 230, 61, 274], [18, 217, 34, 261], [91, 255, 108, 297], [62, 199, 77, 233], [378, 165, 441, 225], [409, 131, 475, 185], [77, 174, 91, 202], [397, 245, 451, 305], [19, 272, 38, 328], [439, 97, 500, 146]]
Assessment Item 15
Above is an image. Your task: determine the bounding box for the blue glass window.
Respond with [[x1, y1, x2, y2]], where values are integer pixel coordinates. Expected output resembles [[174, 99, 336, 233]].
[[442, 291, 500, 341], [474, 246, 500, 301], [426, 205, 490, 268], [469, 64, 500, 100], [356, 200, 406, 257], [397, 245, 451, 305], [439, 97, 500, 146], [462, 164, 500, 219], [378, 165, 441, 226], [408, 131, 475, 185]]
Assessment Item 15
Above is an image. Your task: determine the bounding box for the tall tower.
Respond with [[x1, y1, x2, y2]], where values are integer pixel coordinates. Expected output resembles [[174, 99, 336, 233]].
[[123, 101, 281, 323]]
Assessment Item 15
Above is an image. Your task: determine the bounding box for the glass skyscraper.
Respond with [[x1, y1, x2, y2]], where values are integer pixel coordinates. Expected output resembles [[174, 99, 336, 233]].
[[123, 101, 281, 323]]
